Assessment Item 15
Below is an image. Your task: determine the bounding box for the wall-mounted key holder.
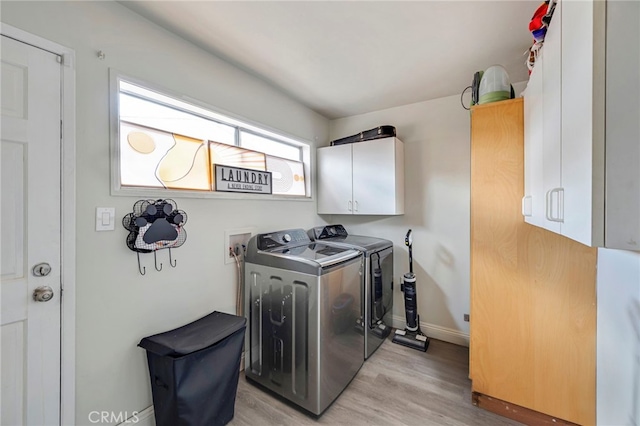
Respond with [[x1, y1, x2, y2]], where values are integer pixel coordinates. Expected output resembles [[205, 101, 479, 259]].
[[122, 199, 188, 275]]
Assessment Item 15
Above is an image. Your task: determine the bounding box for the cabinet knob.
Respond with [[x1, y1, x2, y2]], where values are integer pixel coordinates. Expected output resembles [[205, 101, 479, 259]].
[[522, 196, 533, 217]]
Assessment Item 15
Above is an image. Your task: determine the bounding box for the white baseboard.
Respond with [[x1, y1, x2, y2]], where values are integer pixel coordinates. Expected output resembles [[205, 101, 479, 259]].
[[117, 406, 154, 426], [392, 315, 469, 347]]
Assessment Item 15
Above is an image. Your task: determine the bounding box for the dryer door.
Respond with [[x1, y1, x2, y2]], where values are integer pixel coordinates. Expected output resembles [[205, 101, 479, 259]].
[[365, 246, 394, 359], [370, 246, 393, 326]]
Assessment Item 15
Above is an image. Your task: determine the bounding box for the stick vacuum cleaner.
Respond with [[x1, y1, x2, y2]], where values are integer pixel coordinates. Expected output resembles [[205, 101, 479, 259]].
[[392, 229, 430, 352]]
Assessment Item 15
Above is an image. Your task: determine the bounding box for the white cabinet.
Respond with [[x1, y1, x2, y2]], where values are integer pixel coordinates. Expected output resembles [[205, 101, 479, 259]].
[[523, 1, 563, 234], [317, 143, 352, 215], [317, 137, 404, 215], [560, 0, 605, 247], [605, 0, 640, 250], [523, 0, 610, 247], [523, 53, 544, 228], [541, 0, 563, 234]]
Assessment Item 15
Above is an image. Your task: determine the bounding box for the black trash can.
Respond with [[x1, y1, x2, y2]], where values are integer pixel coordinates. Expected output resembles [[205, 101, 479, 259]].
[[138, 311, 246, 426]]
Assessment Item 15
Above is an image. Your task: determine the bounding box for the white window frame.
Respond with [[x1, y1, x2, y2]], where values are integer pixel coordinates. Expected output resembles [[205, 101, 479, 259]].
[[109, 70, 312, 200]]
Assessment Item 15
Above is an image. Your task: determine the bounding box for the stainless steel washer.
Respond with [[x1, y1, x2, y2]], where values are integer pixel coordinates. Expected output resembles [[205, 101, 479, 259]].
[[308, 225, 394, 359], [244, 228, 364, 415]]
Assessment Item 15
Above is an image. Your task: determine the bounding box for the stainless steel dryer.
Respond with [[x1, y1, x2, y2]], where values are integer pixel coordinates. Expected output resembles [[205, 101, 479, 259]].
[[308, 224, 393, 359], [243, 228, 364, 416]]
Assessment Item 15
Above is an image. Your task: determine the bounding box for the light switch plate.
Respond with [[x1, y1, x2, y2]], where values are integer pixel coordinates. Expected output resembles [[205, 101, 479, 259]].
[[96, 207, 116, 231]]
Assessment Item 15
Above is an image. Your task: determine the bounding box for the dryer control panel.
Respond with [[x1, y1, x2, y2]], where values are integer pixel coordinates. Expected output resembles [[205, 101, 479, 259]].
[[311, 224, 349, 240], [257, 228, 310, 250]]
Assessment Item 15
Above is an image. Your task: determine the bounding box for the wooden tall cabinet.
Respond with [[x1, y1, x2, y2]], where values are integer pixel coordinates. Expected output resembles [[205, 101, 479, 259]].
[[470, 99, 597, 426]]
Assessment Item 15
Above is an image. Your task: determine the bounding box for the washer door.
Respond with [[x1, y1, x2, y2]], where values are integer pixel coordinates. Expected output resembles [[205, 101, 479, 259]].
[[318, 257, 364, 412]]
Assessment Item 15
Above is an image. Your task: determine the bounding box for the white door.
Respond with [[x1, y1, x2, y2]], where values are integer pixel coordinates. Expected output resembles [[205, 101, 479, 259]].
[[1, 35, 62, 425]]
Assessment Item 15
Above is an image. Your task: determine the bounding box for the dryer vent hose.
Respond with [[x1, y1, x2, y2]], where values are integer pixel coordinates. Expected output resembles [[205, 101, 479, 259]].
[[230, 248, 244, 317]]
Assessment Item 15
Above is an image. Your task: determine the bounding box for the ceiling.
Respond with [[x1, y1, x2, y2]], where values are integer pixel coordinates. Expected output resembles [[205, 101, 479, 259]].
[[120, 1, 538, 119]]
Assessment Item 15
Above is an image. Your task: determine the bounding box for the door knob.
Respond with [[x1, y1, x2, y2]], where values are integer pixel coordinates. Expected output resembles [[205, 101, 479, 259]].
[[33, 286, 54, 302]]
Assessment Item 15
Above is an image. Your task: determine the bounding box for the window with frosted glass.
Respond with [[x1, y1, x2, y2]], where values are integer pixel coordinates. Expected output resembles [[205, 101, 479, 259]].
[[115, 77, 309, 197]]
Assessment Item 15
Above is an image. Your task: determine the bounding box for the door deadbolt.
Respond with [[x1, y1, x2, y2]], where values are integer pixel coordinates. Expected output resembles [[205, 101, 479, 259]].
[[32, 263, 51, 277], [33, 286, 54, 302]]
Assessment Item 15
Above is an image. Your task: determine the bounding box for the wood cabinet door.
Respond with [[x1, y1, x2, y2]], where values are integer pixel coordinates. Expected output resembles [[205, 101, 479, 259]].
[[471, 99, 531, 398]]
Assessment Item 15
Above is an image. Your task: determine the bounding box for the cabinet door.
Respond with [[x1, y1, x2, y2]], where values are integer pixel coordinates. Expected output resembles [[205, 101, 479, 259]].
[[523, 55, 545, 228], [605, 0, 640, 249], [317, 144, 353, 214], [541, 2, 563, 234], [471, 99, 533, 407], [561, 0, 605, 246], [352, 138, 401, 215]]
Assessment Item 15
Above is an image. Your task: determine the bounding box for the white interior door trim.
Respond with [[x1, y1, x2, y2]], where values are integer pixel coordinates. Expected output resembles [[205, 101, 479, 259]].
[[0, 22, 76, 426]]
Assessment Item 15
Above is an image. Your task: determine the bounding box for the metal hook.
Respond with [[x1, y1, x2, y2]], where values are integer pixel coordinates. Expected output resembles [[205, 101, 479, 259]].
[[154, 251, 163, 271], [137, 252, 146, 275], [169, 248, 177, 268]]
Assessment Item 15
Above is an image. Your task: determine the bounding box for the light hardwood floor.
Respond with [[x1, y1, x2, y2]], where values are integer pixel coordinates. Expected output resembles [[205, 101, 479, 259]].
[[230, 337, 523, 426]]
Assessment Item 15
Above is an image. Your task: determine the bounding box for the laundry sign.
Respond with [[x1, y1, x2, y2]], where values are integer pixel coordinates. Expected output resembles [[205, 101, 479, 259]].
[[215, 165, 272, 194]]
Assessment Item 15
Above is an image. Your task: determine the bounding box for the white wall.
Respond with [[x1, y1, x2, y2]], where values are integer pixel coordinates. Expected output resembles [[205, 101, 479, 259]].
[[328, 95, 473, 345], [597, 249, 640, 426], [1, 2, 329, 424]]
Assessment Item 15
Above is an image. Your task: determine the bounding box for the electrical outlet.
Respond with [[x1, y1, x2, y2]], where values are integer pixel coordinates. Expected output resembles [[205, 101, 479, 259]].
[[224, 228, 255, 264], [464, 314, 470, 322]]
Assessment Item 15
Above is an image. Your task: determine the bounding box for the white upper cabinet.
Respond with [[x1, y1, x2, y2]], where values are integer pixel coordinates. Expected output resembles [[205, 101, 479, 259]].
[[522, 0, 640, 249], [605, 0, 640, 250], [317, 137, 405, 215], [317, 143, 353, 215], [523, 2, 563, 234], [523, 52, 546, 228], [542, 0, 563, 234], [560, 0, 605, 247]]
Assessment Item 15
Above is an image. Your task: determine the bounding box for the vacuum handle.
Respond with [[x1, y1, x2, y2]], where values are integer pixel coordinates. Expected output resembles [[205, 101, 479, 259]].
[[405, 229, 413, 247], [405, 229, 413, 274], [408, 246, 413, 274]]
